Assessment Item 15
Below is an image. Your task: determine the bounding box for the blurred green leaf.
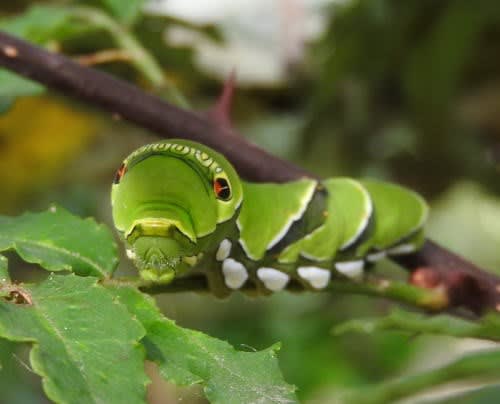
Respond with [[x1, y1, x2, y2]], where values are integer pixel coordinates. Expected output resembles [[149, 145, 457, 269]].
[[403, 1, 495, 124], [0, 255, 9, 283], [0, 206, 118, 278], [0, 274, 148, 404], [334, 308, 500, 341], [0, 70, 44, 99], [98, 0, 145, 25], [0, 5, 89, 43], [112, 285, 298, 404]]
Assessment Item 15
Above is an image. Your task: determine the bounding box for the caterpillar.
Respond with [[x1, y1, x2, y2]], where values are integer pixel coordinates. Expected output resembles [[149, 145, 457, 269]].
[[111, 139, 428, 297]]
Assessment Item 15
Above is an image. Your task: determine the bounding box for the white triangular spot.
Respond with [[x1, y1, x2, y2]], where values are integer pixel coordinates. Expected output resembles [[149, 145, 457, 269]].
[[216, 239, 232, 261], [257, 267, 290, 291], [366, 251, 386, 263], [297, 266, 330, 289], [126, 249, 136, 260], [222, 258, 248, 289], [387, 243, 417, 255], [335, 260, 364, 280]]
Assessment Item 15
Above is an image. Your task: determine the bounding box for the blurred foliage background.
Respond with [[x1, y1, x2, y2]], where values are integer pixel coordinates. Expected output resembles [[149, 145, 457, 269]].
[[1, 0, 500, 403]]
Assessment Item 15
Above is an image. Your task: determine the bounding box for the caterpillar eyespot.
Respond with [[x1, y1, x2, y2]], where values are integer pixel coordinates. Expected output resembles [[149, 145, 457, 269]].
[[214, 177, 231, 200], [111, 139, 428, 297]]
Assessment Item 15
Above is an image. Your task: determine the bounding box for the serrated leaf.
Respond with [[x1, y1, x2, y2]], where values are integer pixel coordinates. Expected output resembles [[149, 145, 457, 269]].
[[112, 286, 297, 404], [333, 308, 500, 342], [0, 274, 148, 404], [98, 0, 145, 25], [0, 206, 118, 278]]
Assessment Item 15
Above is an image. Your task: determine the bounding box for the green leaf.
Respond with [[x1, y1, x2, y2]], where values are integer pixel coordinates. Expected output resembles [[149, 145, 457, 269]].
[[112, 285, 297, 404], [0, 338, 45, 403], [0, 206, 118, 278], [0, 274, 148, 404], [98, 0, 145, 25], [333, 308, 500, 342], [0, 70, 45, 99], [0, 5, 89, 44]]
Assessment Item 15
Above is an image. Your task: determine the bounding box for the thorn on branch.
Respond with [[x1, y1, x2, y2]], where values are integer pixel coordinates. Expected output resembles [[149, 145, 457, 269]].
[[207, 69, 237, 129]]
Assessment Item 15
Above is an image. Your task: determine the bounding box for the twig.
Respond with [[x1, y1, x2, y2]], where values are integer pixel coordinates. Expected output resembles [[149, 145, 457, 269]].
[[67, 6, 188, 107], [75, 49, 133, 66], [0, 31, 499, 315], [342, 349, 500, 404]]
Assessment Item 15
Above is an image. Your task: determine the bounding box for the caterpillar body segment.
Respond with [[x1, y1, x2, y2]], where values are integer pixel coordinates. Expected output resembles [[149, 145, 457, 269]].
[[111, 140, 428, 296]]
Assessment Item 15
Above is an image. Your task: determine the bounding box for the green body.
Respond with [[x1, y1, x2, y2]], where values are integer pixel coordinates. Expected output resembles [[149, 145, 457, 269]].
[[111, 140, 428, 296]]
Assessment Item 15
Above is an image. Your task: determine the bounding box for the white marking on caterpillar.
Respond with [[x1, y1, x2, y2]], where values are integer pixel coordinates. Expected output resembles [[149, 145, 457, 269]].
[[335, 260, 364, 279], [267, 181, 318, 251], [366, 251, 386, 263], [126, 249, 136, 260], [222, 258, 248, 289], [216, 239, 232, 261], [236, 220, 256, 260], [387, 243, 417, 255], [341, 180, 373, 250], [257, 267, 290, 291], [195, 150, 214, 167], [297, 266, 331, 289], [300, 248, 325, 262]]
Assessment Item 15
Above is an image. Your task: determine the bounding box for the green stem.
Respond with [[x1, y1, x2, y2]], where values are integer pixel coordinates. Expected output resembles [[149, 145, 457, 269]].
[[66, 6, 189, 108], [106, 275, 448, 311], [327, 279, 449, 312], [345, 349, 500, 404]]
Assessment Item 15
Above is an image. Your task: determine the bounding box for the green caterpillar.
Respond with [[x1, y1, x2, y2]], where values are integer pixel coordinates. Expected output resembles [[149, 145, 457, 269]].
[[111, 139, 428, 297]]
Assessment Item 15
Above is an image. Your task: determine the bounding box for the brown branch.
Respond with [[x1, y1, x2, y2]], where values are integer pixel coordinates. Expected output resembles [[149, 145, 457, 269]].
[[0, 31, 499, 315], [0, 32, 307, 183]]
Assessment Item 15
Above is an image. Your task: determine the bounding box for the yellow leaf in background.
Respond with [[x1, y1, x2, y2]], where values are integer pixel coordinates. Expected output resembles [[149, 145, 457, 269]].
[[0, 96, 98, 212]]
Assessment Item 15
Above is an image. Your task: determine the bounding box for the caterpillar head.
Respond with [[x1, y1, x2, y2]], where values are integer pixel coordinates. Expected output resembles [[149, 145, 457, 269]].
[[111, 140, 243, 283]]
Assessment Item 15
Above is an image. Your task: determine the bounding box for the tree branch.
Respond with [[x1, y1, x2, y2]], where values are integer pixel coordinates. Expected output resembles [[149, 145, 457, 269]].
[[0, 31, 499, 315]]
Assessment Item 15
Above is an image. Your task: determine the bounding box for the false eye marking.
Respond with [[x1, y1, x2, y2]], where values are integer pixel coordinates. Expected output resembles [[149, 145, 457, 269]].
[[297, 266, 331, 289], [216, 239, 232, 261], [222, 258, 248, 289], [113, 163, 127, 184], [214, 177, 231, 200], [257, 267, 290, 291]]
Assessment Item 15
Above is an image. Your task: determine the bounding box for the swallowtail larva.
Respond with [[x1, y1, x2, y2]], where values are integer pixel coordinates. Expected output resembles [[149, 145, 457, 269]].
[[111, 140, 428, 297]]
